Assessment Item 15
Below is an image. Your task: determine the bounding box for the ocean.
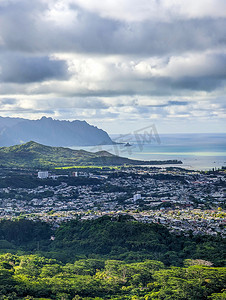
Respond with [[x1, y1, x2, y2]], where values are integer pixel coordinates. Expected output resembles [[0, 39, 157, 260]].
[[70, 133, 226, 171]]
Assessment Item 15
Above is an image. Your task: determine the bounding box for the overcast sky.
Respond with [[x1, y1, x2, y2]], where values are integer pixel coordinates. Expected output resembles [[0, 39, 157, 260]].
[[0, 0, 226, 133]]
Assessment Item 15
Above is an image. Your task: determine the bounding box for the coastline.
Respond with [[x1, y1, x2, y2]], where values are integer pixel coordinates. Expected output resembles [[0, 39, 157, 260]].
[[69, 133, 226, 171]]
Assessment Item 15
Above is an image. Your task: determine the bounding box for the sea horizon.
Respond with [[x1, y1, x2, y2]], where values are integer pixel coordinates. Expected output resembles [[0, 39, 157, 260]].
[[70, 132, 226, 171]]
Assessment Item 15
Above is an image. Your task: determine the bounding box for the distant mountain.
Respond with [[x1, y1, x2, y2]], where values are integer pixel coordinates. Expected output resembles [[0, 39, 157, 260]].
[[0, 141, 182, 168], [0, 116, 113, 147], [0, 116, 26, 130]]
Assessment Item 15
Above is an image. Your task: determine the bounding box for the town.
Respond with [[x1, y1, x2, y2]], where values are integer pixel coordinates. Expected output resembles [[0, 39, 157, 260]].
[[0, 166, 225, 237]]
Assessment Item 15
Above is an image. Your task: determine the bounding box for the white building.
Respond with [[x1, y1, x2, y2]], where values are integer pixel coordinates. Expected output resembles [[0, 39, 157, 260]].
[[38, 171, 49, 179], [133, 193, 142, 202]]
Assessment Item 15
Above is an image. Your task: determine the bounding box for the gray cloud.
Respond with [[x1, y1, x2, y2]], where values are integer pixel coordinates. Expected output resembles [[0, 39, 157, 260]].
[[0, 0, 225, 132], [168, 101, 189, 106], [170, 76, 226, 92], [0, 107, 55, 114], [0, 1, 226, 56], [0, 54, 68, 83], [0, 98, 17, 105], [49, 97, 109, 109]]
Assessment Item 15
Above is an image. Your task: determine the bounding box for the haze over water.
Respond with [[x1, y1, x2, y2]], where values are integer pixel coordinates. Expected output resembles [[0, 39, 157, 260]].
[[71, 133, 226, 171]]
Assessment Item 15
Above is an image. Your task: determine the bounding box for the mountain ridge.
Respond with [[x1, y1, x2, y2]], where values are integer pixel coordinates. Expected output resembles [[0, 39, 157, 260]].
[[0, 116, 114, 147]]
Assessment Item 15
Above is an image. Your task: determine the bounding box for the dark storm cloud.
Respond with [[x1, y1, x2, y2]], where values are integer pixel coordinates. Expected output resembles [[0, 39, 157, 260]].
[[0, 54, 68, 83]]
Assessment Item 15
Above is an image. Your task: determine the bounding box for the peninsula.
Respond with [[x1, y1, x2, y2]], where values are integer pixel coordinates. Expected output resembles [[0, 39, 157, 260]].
[[0, 141, 182, 168]]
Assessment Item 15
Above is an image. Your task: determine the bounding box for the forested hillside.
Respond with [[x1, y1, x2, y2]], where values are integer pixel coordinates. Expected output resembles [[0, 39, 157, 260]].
[[0, 254, 225, 299], [0, 216, 225, 267]]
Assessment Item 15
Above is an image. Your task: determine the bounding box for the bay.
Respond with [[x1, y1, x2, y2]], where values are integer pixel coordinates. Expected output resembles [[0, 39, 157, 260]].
[[70, 133, 226, 171]]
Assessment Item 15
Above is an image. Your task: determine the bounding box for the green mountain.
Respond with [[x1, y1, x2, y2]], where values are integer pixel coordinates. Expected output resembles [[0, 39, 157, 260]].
[[0, 141, 182, 168]]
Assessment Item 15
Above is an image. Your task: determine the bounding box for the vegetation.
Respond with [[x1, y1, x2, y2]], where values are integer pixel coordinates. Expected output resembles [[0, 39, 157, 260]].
[[0, 216, 225, 267], [55, 166, 120, 170], [0, 175, 101, 189], [0, 217, 225, 299], [0, 253, 225, 299], [0, 141, 182, 168]]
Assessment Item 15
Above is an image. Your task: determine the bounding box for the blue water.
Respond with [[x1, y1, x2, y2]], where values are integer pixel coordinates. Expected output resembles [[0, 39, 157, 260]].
[[70, 133, 226, 171]]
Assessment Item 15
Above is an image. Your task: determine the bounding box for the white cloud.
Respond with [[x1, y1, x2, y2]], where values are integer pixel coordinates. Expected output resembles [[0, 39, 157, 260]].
[[133, 51, 226, 79], [70, 0, 226, 22], [44, 0, 78, 28]]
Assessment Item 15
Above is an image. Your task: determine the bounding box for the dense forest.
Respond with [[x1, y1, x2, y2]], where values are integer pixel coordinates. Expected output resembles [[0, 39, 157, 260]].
[[0, 216, 225, 299], [0, 216, 225, 266], [0, 254, 225, 299]]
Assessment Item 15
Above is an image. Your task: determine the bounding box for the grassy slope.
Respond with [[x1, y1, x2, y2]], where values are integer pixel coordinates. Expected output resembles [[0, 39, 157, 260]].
[[0, 141, 116, 168], [0, 141, 182, 168]]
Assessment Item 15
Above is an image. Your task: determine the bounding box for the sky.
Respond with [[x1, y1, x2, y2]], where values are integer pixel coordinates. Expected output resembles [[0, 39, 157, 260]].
[[0, 0, 226, 134]]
